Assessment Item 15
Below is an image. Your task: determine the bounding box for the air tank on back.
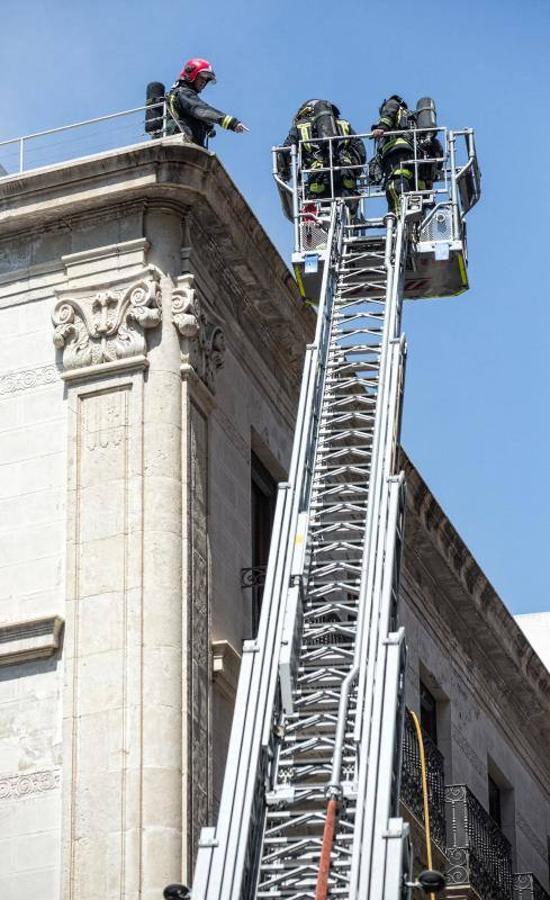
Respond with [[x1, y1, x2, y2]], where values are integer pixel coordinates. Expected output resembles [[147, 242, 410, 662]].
[[145, 82, 166, 138], [313, 100, 339, 140], [415, 96, 437, 130]]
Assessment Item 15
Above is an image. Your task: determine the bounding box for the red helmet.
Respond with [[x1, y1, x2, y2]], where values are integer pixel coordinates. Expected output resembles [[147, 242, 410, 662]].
[[179, 58, 216, 84]]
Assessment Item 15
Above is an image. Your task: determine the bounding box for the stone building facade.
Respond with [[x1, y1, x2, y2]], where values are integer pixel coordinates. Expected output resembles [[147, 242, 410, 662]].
[[398, 456, 550, 900], [0, 138, 548, 900]]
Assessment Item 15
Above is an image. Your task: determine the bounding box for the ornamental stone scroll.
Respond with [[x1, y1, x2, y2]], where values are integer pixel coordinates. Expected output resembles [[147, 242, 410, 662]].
[[52, 272, 162, 372], [172, 273, 225, 394]]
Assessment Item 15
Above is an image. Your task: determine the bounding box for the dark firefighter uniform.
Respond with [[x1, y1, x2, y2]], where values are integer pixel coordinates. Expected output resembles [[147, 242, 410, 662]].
[[373, 95, 442, 213], [167, 81, 242, 148], [278, 100, 366, 204]]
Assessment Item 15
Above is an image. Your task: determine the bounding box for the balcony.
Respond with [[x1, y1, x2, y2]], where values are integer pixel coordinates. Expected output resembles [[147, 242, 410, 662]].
[[445, 784, 513, 900], [513, 874, 550, 900], [240, 565, 267, 635], [401, 711, 446, 850]]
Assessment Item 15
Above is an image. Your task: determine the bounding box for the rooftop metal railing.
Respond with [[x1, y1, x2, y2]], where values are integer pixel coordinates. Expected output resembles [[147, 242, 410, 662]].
[[0, 101, 180, 179]]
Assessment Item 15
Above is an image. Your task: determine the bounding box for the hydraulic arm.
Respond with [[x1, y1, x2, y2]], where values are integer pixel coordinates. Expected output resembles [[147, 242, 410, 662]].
[[191, 122, 480, 900]]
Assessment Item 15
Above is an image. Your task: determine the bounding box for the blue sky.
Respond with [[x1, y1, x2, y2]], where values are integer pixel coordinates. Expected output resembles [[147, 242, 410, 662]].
[[1, 0, 549, 615]]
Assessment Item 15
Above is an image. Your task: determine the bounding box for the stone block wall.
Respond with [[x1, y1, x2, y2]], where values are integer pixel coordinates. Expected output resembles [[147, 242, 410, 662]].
[[0, 140, 310, 899], [2, 135, 548, 900], [0, 245, 67, 899], [400, 453, 550, 887]]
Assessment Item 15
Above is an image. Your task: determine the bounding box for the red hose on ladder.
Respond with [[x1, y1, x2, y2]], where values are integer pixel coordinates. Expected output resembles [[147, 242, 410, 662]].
[[315, 797, 339, 900]]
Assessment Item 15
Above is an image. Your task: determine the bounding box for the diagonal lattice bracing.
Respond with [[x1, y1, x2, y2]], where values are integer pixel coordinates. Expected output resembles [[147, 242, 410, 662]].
[[255, 229, 398, 898]]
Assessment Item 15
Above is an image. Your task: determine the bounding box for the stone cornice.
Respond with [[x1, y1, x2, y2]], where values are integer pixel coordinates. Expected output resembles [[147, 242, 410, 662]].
[[0, 615, 64, 666], [399, 448, 550, 755], [0, 137, 313, 386]]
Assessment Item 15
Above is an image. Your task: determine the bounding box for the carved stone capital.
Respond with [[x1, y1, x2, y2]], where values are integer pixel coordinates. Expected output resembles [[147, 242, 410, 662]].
[[172, 273, 225, 394], [52, 272, 162, 372]]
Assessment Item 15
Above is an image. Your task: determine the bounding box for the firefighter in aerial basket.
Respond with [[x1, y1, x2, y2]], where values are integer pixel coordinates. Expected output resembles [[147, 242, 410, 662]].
[[371, 95, 443, 213], [165, 57, 249, 148], [277, 99, 366, 214]]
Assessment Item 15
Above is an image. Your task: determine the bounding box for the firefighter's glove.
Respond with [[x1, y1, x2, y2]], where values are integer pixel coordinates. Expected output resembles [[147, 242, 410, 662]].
[[372, 128, 385, 140], [221, 116, 249, 133]]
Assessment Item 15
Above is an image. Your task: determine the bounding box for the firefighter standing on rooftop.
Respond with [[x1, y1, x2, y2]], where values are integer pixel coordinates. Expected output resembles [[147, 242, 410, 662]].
[[167, 58, 249, 148]]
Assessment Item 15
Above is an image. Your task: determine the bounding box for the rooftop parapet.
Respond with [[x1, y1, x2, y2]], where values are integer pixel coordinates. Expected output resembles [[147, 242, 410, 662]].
[[0, 102, 176, 178]]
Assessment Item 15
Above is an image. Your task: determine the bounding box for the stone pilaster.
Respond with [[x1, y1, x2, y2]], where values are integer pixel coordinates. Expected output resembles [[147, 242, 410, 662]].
[[55, 240, 186, 899], [172, 272, 223, 877], [60, 364, 150, 900], [139, 208, 186, 899]]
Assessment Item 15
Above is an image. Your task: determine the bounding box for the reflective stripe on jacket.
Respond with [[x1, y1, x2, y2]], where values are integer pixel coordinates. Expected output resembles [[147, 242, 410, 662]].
[[167, 81, 238, 147]]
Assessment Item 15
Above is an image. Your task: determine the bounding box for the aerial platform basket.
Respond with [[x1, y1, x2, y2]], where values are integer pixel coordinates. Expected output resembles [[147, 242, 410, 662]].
[[274, 127, 480, 303]]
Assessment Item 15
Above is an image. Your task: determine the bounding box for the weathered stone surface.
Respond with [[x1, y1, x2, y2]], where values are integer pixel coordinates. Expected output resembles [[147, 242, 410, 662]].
[[399, 449, 550, 883], [52, 271, 162, 372], [1, 136, 549, 898], [0, 616, 63, 666], [0, 139, 310, 898]]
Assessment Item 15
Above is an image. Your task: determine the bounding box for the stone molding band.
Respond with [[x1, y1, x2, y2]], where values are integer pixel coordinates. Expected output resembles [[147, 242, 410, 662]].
[[0, 363, 59, 395], [0, 768, 61, 802], [0, 615, 64, 666]]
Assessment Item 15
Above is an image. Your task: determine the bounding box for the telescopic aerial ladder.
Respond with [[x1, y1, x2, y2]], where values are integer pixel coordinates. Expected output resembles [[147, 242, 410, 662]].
[[190, 109, 481, 900]]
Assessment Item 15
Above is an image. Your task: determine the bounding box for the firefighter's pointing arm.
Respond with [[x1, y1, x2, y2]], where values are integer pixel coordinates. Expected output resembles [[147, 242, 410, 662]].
[[168, 57, 248, 146]]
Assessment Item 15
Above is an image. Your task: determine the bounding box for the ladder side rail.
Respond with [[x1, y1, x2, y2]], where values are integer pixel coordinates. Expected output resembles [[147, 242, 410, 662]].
[[231, 208, 344, 899], [192, 479, 294, 900], [350, 212, 400, 683], [351, 214, 406, 750], [278, 206, 351, 712], [260, 204, 344, 747], [362, 631, 408, 900], [388, 335, 407, 500], [193, 207, 341, 900], [384, 819, 413, 900], [356, 481, 408, 899], [348, 356, 406, 899], [326, 213, 399, 799], [376, 637, 409, 900], [348, 218, 409, 899], [195, 376, 308, 900], [200, 372, 313, 900], [194, 828, 218, 898]]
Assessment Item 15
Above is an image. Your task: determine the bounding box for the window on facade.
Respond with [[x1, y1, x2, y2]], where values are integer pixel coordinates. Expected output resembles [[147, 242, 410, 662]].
[[420, 681, 438, 746], [250, 452, 277, 634], [488, 774, 502, 828]]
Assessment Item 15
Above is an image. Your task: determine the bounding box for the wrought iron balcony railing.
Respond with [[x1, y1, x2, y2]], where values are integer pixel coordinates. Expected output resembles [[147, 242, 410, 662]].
[[240, 566, 267, 635], [446, 784, 513, 900], [400, 710, 446, 850], [513, 874, 550, 900], [240, 566, 268, 591]]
